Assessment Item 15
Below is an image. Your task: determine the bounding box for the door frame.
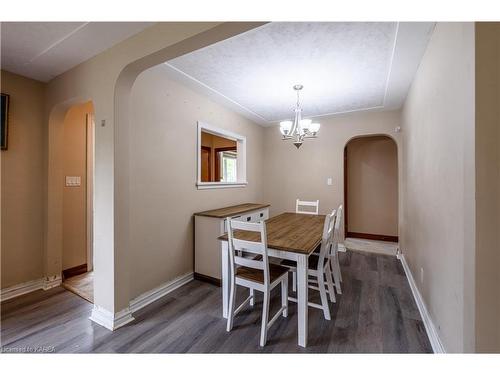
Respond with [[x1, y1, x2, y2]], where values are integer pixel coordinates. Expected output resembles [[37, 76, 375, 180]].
[[344, 136, 399, 243], [86, 113, 95, 271]]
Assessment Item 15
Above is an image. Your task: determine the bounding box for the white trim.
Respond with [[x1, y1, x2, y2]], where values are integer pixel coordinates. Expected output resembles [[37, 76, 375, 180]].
[[399, 253, 446, 353], [129, 272, 194, 313], [90, 272, 193, 331], [89, 305, 135, 331], [196, 182, 248, 189], [164, 63, 268, 126], [0, 274, 62, 302], [197, 121, 247, 189], [86, 112, 95, 272], [337, 243, 347, 252], [1, 279, 44, 302], [43, 274, 62, 290]]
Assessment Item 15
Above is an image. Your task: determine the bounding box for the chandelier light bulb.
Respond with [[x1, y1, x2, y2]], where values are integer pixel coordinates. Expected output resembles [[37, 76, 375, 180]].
[[280, 120, 293, 135], [299, 119, 312, 130]]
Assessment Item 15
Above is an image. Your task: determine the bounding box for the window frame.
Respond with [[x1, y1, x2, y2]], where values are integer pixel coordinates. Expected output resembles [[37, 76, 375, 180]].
[[196, 121, 247, 189]]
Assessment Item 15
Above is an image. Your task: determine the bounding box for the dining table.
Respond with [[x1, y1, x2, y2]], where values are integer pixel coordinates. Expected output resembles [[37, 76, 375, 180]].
[[218, 212, 326, 347]]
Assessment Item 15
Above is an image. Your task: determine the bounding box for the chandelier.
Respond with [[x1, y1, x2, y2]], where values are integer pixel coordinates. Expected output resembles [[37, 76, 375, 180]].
[[279, 84, 321, 148]]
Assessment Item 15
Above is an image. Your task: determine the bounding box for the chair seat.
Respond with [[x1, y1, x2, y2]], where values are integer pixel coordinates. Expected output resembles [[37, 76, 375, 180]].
[[281, 255, 320, 270], [236, 263, 289, 284]]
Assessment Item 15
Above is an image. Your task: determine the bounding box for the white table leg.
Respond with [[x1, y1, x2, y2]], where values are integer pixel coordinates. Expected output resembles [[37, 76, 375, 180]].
[[296, 254, 308, 347], [221, 241, 230, 319]]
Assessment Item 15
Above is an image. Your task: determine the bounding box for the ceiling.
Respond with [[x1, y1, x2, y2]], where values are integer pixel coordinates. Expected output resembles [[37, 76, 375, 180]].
[[166, 22, 435, 125], [1, 22, 153, 82]]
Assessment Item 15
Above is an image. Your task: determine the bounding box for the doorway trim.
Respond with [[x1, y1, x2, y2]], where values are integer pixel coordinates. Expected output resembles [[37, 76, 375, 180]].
[[86, 113, 95, 271], [343, 134, 399, 243]]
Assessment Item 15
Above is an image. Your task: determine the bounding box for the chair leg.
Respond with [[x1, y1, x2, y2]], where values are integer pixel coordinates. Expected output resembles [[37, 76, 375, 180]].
[[281, 278, 288, 317], [325, 261, 336, 303], [336, 253, 343, 282], [332, 256, 342, 295], [260, 290, 270, 347], [249, 288, 255, 306], [317, 273, 331, 321], [292, 271, 297, 292], [226, 278, 236, 332]]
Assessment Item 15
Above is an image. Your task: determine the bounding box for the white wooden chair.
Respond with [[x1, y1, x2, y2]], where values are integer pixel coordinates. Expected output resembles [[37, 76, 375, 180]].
[[281, 211, 336, 319], [330, 205, 343, 294], [296, 199, 319, 215], [226, 218, 289, 347]]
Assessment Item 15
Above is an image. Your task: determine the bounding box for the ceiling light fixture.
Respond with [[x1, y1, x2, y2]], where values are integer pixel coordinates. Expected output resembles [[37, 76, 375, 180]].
[[279, 84, 320, 149]]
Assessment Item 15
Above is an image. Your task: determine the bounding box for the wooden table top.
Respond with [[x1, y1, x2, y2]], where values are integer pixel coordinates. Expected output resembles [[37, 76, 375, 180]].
[[194, 203, 270, 218], [218, 212, 326, 255]]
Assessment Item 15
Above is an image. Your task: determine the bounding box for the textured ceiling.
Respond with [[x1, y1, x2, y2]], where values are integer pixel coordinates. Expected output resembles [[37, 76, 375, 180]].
[[1, 22, 153, 82], [166, 22, 435, 125]]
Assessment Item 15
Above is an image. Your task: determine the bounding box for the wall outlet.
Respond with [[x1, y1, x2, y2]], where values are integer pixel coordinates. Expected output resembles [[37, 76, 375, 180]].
[[327, 177, 333, 186], [420, 267, 424, 284]]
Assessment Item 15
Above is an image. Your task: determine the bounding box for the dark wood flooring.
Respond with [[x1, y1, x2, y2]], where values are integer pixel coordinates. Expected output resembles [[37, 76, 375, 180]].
[[0, 250, 432, 353]]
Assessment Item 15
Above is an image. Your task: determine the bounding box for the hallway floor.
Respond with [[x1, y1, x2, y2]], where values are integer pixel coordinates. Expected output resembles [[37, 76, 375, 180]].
[[0, 250, 431, 353], [345, 238, 399, 256], [63, 272, 93, 303]]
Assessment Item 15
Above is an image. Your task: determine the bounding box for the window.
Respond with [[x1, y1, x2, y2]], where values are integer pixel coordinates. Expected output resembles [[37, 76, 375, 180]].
[[219, 150, 237, 182], [197, 122, 247, 189]]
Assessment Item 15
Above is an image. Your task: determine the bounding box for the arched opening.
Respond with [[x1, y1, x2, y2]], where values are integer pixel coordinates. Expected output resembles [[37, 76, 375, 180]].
[[46, 99, 95, 302], [343, 135, 398, 252]]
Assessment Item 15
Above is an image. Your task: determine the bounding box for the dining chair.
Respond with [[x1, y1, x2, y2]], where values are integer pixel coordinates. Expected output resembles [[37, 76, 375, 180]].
[[330, 204, 343, 294], [296, 199, 320, 215], [281, 210, 336, 320], [226, 218, 289, 347]]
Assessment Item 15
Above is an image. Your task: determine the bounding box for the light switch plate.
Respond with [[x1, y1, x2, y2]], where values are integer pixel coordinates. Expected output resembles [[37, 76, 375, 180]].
[[65, 176, 81, 187]]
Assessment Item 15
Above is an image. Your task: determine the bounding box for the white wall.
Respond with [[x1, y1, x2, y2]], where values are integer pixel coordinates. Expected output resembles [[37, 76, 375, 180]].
[[128, 64, 265, 298], [401, 23, 475, 352]]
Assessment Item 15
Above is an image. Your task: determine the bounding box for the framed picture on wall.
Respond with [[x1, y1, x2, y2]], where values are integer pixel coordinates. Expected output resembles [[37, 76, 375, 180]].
[[1, 93, 10, 150]]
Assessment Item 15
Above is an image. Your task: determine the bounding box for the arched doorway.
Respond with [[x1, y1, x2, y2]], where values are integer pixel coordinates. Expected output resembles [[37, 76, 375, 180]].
[[344, 135, 398, 245], [46, 99, 95, 302]]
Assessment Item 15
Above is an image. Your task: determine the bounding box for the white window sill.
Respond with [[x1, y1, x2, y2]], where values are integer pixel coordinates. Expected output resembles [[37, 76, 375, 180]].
[[196, 182, 248, 190]]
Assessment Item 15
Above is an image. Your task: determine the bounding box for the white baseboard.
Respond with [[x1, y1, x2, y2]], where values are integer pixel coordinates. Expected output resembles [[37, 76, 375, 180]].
[[90, 305, 135, 331], [399, 253, 446, 353], [338, 243, 347, 252], [1, 279, 44, 302], [129, 272, 194, 313], [43, 274, 62, 290], [1, 274, 62, 302], [89, 272, 193, 331]]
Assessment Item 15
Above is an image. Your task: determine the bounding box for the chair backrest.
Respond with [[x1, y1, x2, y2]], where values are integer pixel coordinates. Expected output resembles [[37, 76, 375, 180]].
[[227, 218, 270, 285], [331, 204, 343, 254], [316, 210, 336, 271], [296, 199, 320, 215]]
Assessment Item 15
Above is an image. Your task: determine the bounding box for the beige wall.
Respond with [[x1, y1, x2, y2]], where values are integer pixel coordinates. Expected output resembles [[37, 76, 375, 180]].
[[262, 110, 402, 236], [128, 64, 264, 298], [1, 71, 45, 287], [474, 22, 500, 353], [401, 23, 475, 352], [62, 102, 93, 270], [43, 22, 263, 313], [346, 136, 398, 237]]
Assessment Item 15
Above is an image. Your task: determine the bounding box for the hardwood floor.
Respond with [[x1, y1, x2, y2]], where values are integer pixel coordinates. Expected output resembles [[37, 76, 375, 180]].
[[63, 272, 93, 303], [0, 250, 432, 353]]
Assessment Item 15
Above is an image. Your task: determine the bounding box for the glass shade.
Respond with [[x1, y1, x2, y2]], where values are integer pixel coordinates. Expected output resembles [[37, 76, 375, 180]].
[[280, 120, 293, 135], [299, 119, 312, 131], [309, 122, 321, 133]]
